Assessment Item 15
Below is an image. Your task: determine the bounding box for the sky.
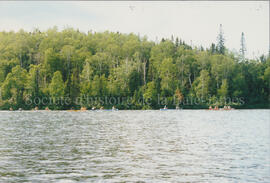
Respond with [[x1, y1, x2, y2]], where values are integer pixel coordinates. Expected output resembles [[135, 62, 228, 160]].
[[0, 1, 268, 59]]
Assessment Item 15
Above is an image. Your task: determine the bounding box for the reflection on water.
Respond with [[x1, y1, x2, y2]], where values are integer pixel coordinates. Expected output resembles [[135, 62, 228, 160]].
[[0, 110, 269, 182]]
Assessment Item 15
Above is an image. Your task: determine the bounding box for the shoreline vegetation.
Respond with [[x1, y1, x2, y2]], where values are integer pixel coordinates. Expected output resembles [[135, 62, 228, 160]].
[[2, 107, 270, 111], [0, 27, 269, 110]]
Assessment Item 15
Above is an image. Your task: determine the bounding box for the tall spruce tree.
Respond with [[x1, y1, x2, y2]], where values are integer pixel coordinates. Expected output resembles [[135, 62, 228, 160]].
[[217, 24, 225, 55], [240, 32, 247, 61]]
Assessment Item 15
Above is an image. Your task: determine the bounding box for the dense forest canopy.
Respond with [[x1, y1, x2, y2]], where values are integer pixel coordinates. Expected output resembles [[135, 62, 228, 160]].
[[0, 27, 269, 110]]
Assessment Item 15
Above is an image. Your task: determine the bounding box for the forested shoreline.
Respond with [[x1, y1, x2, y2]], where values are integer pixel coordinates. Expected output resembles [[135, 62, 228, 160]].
[[0, 27, 269, 110]]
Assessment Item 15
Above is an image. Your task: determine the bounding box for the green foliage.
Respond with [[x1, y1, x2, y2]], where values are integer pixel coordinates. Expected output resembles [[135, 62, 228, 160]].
[[263, 67, 270, 85], [194, 70, 210, 100], [49, 71, 64, 101], [1, 65, 28, 108], [263, 67, 270, 103], [218, 79, 228, 99], [143, 81, 158, 108], [90, 75, 108, 97], [0, 28, 269, 109]]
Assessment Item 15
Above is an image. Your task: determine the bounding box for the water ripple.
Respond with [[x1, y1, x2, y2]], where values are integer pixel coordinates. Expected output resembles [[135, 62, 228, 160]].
[[0, 110, 269, 182]]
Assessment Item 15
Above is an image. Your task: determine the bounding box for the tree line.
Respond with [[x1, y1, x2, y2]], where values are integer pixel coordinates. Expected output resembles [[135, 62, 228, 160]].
[[0, 26, 269, 110]]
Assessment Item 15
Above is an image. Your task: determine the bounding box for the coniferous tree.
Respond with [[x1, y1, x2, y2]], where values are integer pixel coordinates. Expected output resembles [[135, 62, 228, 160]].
[[210, 43, 216, 54], [240, 32, 247, 61], [0, 28, 269, 109], [217, 24, 225, 55], [175, 37, 179, 47], [171, 35, 174, 42]]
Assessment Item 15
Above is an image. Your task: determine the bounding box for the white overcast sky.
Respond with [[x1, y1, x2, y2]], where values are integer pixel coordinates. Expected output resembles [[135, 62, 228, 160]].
[[0, 1, 268, 58]]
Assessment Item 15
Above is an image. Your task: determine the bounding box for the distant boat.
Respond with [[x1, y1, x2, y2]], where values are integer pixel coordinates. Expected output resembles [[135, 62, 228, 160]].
[[160, 105, 168, 110], [160, 105, 183, 110], [159, 109, 181, 111], [160, 108, 169, 111], [209, 107, 235, 111]]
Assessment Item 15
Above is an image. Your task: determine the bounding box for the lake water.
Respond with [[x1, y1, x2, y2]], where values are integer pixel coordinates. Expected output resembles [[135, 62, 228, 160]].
[[0, 110, 269, 182]]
